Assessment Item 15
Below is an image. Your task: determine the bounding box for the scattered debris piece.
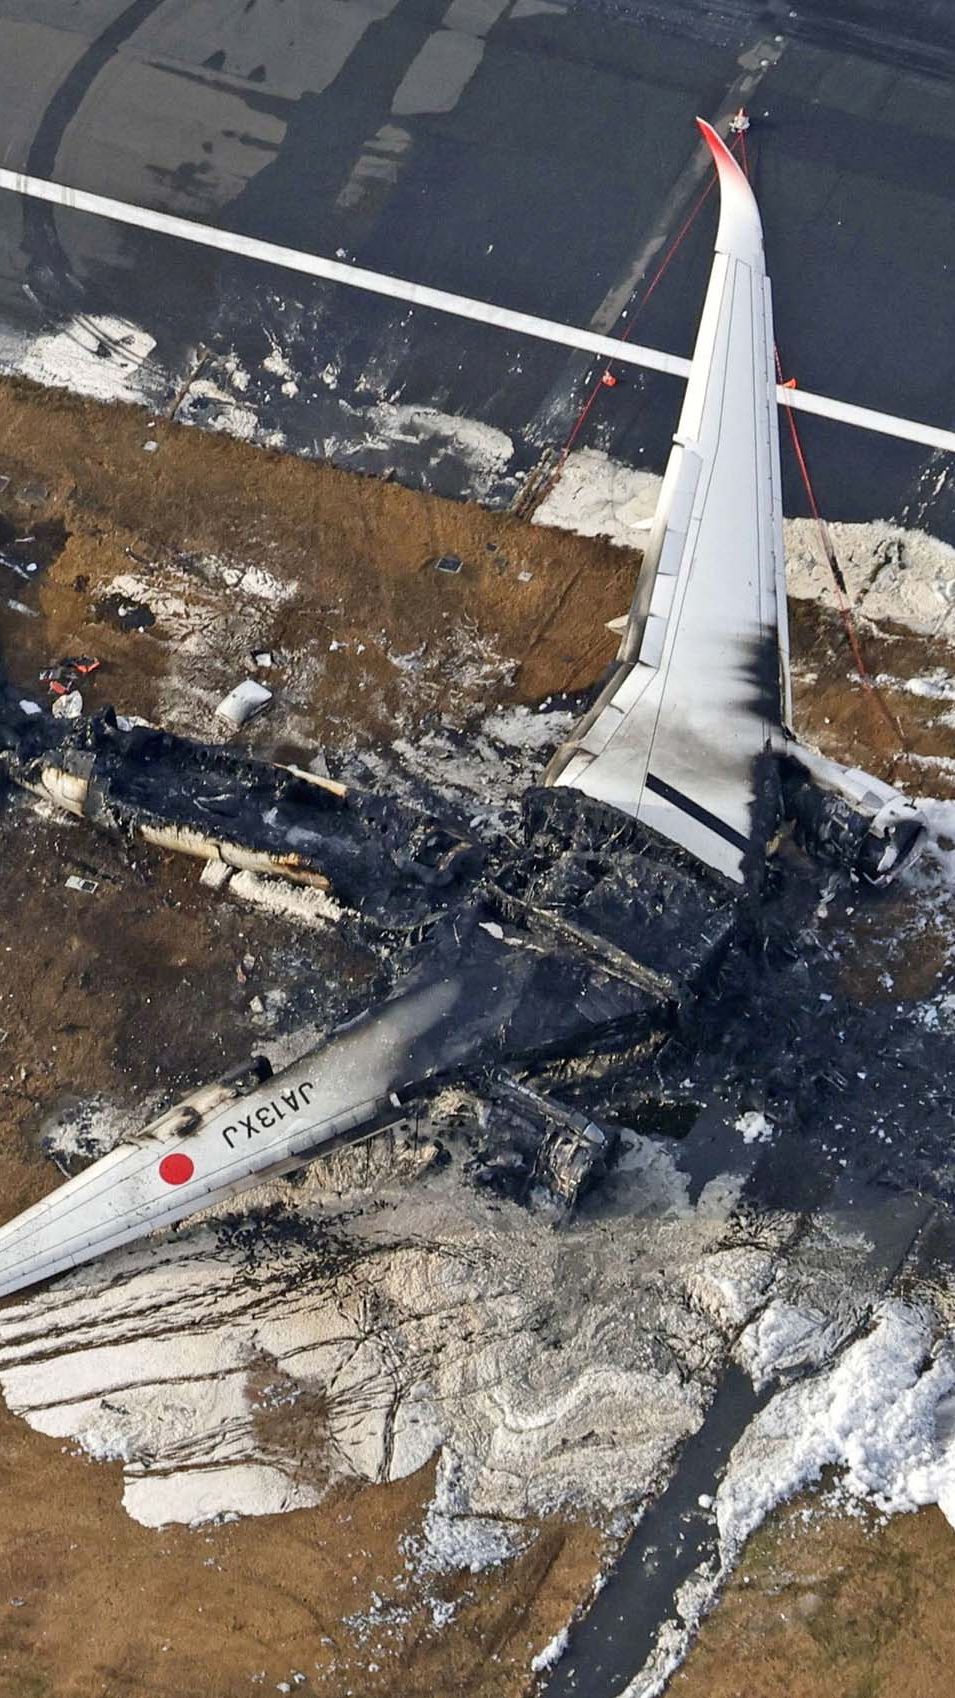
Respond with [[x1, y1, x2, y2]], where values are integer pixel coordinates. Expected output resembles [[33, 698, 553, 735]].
[[142, 439, 159, 453], [0, 554, 39, 580], [215, 679, 273, 726], [199, 859, 233, 891], [17, 480, 50, 505], [40, 656, 101, 695], [434, 554, 462, 574], [0, 515, 69, 582], [51, 690, 83, 721], [65, 875, 98, 895], [250, 649, 274, 668], [17, 700, 42, 716], [228, 870, 342, 929]]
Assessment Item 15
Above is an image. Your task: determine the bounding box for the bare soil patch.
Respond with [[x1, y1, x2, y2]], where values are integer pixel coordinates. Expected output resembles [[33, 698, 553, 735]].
[[790, 599, 955, 800], [675, 1491, 955, 1698], [0, 376, 634, 753]]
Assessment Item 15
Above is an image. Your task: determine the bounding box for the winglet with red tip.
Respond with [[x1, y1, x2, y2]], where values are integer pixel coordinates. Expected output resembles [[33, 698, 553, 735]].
[[695, 116, 765, 269]]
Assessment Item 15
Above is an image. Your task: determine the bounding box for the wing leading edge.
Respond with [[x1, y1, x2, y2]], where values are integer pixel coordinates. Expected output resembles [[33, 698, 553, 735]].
[[546, 118, 791, 882]]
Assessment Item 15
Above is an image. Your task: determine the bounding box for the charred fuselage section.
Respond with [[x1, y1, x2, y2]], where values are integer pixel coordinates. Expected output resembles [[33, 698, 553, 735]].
[[0, 671, 925, 1291], [0, 691, 744, 1232], [0, 698, 480, 925]]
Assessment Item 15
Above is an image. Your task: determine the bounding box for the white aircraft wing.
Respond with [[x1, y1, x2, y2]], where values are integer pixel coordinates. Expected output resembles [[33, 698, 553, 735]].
[[547, 118, 792, 882]]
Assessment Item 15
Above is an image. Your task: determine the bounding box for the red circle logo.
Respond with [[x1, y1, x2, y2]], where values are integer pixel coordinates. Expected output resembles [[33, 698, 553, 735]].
[[159, 1153, 195, 1186]]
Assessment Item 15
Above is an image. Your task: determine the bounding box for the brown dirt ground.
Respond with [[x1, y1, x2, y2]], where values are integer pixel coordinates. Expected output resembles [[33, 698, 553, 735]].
[[0, 376, 636, 752], [790, 600, 955, 801], [0, 1409, 603, 1698], [0, 376, 952, 1698], [675, 1490, 955, 1698]]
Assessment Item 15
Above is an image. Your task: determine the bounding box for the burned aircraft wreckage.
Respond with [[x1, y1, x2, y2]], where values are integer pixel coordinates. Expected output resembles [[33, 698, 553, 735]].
[[0, 121, 928, 1298]]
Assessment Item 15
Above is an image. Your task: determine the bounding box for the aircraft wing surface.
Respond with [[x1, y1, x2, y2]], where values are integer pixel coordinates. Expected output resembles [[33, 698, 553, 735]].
[[547, 119, 791, 882]]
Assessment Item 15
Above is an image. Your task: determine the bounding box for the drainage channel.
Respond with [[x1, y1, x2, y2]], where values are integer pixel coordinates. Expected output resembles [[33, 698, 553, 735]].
[[543, 1107, 935, 1698], [542, 1358, 765, 1698]]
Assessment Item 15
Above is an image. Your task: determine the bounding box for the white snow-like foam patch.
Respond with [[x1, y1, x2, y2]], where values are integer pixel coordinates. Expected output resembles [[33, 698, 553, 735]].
[[9, 315, 163, 406], [738, 1299, 844, 1390], [717, 1301, 955, 1563], [786, 519, 955, 638], [734, 1110, 774, 1144], [534, 449, 955, 639], [180, 374, 260, 441], [533, 447, 659, 541], [361, 403, 514, 495], [481, 703, 574, 752], [877, 669, 955, 701], [531, 1627, 570, 1673], [0, 1126, 787, 1542], [262, 339, 299, 392], [262, 341, 294, 380]]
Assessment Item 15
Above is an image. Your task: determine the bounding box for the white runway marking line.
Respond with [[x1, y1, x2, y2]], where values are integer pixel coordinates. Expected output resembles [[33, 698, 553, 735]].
[[1, 167, 953, 456]]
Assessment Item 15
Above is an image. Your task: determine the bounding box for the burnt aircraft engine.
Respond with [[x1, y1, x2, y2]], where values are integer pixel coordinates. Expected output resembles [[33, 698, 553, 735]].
[[782, 745, 926, 886]]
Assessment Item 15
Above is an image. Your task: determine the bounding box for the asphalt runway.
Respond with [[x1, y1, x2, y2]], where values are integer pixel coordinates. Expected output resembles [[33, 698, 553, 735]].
[[0, 0, 951, 528]]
